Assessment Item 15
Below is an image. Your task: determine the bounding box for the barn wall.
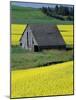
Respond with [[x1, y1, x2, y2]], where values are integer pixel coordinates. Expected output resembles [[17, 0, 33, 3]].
[[28, 26, 38, 51], [38, 45, 66, 51], [20, 28, 28, 49], [20, 26, 38, 51]]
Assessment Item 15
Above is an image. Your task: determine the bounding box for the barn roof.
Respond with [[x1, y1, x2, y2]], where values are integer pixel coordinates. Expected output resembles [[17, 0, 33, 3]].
[[29, 24, 65, 46]]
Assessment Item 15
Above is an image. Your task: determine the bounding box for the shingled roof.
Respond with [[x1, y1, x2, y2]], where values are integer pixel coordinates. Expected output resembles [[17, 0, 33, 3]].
[[29, 24, 65, 46]]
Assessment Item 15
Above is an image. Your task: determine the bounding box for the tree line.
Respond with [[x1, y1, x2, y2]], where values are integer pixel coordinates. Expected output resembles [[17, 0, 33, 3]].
[[41, 5, 74, 21]]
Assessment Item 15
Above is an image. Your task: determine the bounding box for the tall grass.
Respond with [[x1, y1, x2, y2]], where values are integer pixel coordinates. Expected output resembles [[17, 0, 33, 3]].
[[11, 46, 73, 70]]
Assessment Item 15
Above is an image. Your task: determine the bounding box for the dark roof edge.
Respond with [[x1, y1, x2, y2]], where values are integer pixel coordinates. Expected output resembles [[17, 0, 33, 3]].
[[57, 26, 66, 45], [19, 24, 28, 41]]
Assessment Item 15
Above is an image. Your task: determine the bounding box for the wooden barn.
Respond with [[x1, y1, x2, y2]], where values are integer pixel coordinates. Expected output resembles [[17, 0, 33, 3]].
[[20, 24, 66, 51]]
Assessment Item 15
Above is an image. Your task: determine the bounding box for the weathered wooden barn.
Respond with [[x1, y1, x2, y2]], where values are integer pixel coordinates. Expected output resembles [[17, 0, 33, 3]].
[[20, 24, 66, 51]]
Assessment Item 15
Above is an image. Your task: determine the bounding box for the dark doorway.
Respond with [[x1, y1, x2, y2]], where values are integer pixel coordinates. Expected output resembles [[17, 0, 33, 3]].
[[27, 32, 29, 47], [34, 45, 39, 52], [20, 42, 22, 46]]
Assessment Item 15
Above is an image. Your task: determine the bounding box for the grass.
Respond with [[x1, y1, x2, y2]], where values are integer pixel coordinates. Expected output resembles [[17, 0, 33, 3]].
[[11, 61, 73, 98], [11, 5, 73, 24], [11, 46, 73, 70]]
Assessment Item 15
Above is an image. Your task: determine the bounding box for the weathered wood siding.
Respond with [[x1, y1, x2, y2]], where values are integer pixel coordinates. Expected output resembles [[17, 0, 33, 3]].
[[20, 26, 38, 51]]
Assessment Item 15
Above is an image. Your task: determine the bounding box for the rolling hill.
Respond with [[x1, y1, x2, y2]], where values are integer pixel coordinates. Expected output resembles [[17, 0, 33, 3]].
[[11, 5, 73, 24]]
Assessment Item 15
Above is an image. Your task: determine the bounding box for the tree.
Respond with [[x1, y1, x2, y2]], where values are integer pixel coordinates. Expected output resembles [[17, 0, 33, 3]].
[[42, 7, 47, 13], [64, 7, 69, 16], [55, 5, 59, 14]]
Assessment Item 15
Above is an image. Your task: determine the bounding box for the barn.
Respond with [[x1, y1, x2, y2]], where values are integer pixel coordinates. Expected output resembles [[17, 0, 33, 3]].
[[20, 24, 66, 51]]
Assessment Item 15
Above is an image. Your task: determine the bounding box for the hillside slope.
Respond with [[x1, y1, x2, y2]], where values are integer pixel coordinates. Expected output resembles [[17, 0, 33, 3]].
[[11, 6, 73, 24]]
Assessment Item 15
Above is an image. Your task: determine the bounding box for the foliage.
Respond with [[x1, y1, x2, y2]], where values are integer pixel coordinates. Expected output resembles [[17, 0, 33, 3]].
[[41, 5, 74, 21]]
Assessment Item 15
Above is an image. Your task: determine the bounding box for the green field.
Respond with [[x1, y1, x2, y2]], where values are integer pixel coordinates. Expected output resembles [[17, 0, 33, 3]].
[[11, 6, 73, 24], [11, 46, 73, 70], [11, 61, 73, 98]]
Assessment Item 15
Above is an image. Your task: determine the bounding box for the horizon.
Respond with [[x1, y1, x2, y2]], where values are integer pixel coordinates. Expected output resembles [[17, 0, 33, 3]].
[[11, 1, 73, 8]]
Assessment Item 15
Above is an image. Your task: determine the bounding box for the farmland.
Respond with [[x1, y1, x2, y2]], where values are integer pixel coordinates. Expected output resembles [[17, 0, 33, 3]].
[[11, 4, 74, 98], [11, 24, 74, 98], [11, 61, 73, 98], [11, 5, 73, 24], [57, 25, 73, 45], [11, 24, 73, 70], [11, 24, 27, 45], [11, 46, 73, 70]]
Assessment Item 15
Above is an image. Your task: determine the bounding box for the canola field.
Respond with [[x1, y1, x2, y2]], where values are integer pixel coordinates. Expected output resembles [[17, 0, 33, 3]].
[[11, 24, 27, 45], [57, 25, 73, 45], [11, 24, 73, 46], [11, 61, 73, 98]]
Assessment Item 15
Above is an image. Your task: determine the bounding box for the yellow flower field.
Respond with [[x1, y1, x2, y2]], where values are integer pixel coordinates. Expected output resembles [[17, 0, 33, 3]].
[[57, 25, 73, 45], [11, 24, 27, 45], [11, 24, 27, 35], [57, 25, 73, 31], [11, 61, 73, 98]]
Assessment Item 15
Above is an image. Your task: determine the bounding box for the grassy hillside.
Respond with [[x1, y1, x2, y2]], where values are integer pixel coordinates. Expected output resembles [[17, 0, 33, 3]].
[[11, 46, 73, 70], [11, 5, 73, 24], [11, 61, 73, 98]]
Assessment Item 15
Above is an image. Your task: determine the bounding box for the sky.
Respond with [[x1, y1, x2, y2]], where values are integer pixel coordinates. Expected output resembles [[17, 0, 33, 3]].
[[11, 1, 73, 8]]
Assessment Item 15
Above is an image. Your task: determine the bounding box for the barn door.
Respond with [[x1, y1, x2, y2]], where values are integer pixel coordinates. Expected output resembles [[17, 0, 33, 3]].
[[34, 45, 39, 52]]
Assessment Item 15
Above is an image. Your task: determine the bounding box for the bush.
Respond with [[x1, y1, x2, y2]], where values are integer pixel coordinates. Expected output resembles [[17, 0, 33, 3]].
[[66, 16, 74, 21], [51, 15, 65, 20]]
